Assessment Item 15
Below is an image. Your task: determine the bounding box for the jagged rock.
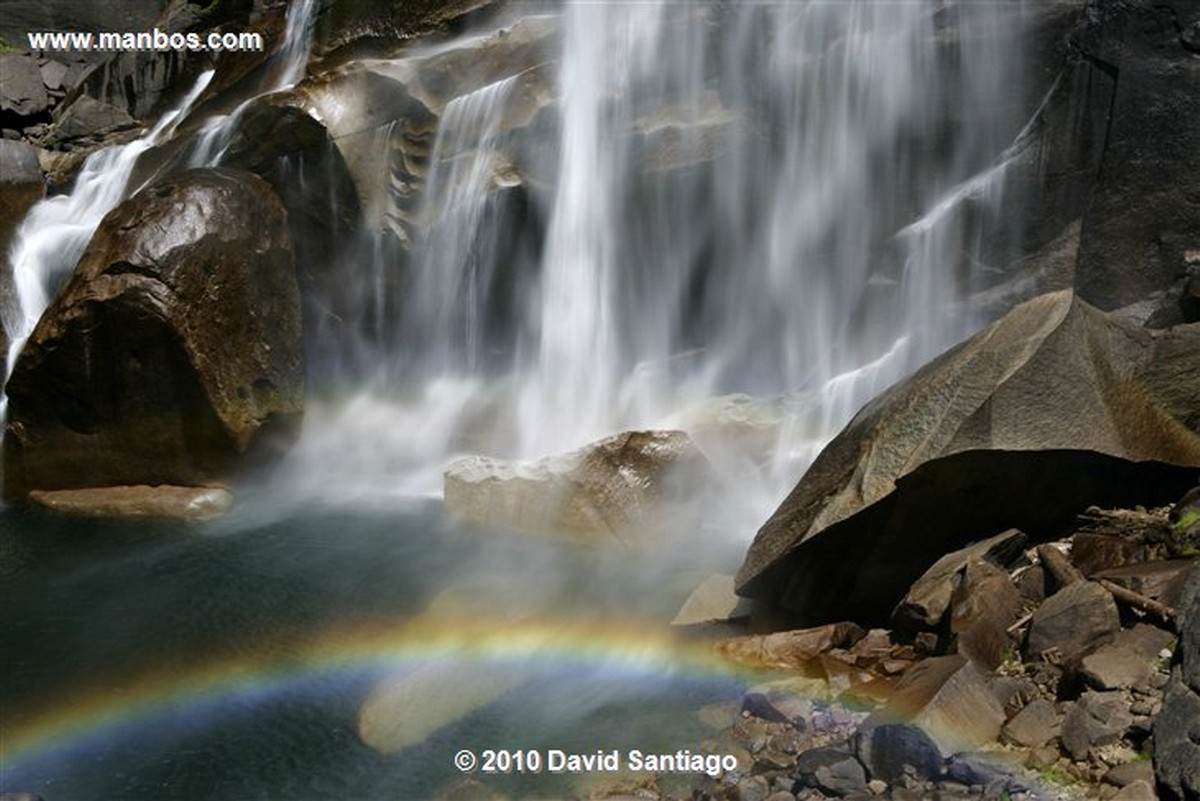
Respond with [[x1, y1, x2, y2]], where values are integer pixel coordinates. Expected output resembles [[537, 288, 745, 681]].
[[0, 54, 50, 118], [717, 623, 866, 672], [949, 559, 1024, 671], [893, 529, 1026, 630], [793, 747, 869, 797], [444, 430, 714, 544], [1060, 690, 1134, 761], [1025, 580, 1121, 664], [737, 291, 1200, 626], [877, 655, 1006, 754], [49, 94, 138, 142], [3, 168, 303, 500], [1080, 644, 1156, 691], [1155, 563, 1200, 801], [28, 485, 232, 520], [671, 574, 752, 626], [1000, 698, 1061, 748]]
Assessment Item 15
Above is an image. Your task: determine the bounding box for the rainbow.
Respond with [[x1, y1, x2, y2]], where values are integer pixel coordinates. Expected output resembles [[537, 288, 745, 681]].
[[0, 615, 758, 773]]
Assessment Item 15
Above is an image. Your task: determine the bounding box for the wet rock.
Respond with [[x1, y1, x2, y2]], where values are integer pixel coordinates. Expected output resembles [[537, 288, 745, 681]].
[[949, 559, 1024, 671], [717, 623, 866, 672], [0, 54, 50, 119], [4, 168, 303, 500], [28, 485, 232, 520], [1025, 580, 1120, 664], [878, 655, 1005, 753], [444, 430, 715, 544], [893, 529, 1027, 630], [1000, 698, 1061, 748], [672, 574, 752, 626], [1060, 691, 1134, 761], [737, 291, 1200, 626], [1154, 563, 1200, 801]]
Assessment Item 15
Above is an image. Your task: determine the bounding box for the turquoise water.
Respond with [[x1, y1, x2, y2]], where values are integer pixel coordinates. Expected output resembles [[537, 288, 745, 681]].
[[0, 498, 749, 800]]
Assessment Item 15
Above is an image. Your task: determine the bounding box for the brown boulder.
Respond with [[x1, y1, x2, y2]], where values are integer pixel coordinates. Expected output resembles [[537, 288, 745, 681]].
[[1024, 580, 1120, 665], [875, 654, 1006, 754], [443, 430, 714, 544], [4, 168, 303, 499], [717, 622, 866, 672], [737, 291, 1200, 625]]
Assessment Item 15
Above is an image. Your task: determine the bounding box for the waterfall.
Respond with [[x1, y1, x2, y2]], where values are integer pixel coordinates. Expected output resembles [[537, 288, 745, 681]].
[[335, 0, 1024, 512]]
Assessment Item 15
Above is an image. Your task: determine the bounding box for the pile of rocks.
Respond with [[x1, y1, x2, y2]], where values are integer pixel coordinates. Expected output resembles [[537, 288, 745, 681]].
[[690, 487, 1200, 801]]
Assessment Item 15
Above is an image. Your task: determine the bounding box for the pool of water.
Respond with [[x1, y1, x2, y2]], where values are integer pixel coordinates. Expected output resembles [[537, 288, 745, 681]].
[[0, 494, 754, 800]]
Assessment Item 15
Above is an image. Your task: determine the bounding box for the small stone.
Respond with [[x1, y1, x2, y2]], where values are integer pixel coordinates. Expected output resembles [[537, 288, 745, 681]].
[[1001, 698, 1061, 748], [868, 779, 888, 795], [736, 775, 771, 801]]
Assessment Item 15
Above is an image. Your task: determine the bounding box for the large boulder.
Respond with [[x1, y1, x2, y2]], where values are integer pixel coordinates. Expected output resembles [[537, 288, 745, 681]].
[[3, 167, 303, 499], [444, 430, 715, 545], [736, 291, 1200, 625], [1155, 563, 1200, 801]]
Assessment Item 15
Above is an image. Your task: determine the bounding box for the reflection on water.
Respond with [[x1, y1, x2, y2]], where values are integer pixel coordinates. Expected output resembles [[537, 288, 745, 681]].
[[0, 498, 754, 800]]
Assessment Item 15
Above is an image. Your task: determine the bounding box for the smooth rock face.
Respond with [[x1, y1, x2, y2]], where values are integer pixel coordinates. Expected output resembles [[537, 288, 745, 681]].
[[737, 291, 1200, 624], [4, 168, 304, 499], [28, 485, 232, 520], [1025, 580, 1121, 664], [444, 430, 713, 544]]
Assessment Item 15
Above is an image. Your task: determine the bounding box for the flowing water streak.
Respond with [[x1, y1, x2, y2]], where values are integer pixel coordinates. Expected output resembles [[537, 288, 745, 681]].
[[188, 0, 318, 166], [1, 69, 215, 400]]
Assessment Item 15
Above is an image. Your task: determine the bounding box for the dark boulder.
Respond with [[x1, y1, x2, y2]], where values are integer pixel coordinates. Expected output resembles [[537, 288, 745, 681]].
[[3, 167, 303, 500], [0, 54, 50, 120], [736, 291, 1200, 625], [1155, 562, 1200, 801]]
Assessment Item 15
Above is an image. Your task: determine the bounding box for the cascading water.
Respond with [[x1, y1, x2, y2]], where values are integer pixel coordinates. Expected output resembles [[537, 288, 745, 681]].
[[330, 0, 1025, 514]]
